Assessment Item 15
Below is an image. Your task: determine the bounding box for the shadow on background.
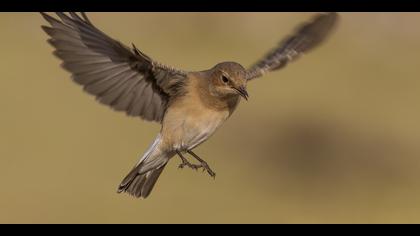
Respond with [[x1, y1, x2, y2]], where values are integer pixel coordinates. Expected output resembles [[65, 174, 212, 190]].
[[1, 13, 420, 223]]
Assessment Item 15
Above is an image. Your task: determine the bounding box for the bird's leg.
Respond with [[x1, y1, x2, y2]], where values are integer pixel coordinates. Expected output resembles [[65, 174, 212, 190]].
[[187, 150, 216, 178], [176, 151, 198, 170]]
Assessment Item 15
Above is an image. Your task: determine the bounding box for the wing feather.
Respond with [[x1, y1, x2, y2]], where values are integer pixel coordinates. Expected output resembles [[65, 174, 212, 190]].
[[246, 13, 339, 80], [41, 12, 187, 122]]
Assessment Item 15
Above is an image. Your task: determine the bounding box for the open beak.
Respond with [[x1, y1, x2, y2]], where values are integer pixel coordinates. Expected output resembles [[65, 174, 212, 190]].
[[234, 86, 249, 101]]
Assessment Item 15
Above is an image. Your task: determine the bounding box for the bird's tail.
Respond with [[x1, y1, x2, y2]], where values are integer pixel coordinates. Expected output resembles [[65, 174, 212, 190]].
[[117, 135, 170, 198]]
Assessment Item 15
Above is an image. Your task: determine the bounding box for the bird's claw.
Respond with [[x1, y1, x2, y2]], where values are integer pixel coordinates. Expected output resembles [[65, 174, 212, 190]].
[[178, 161, 216, 178], [177, 150, 216, 178], [196, 162, 216, 179], [178, 161, 198, 170]]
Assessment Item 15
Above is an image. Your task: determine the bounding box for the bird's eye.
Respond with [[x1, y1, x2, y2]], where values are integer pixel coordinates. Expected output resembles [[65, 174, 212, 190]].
[[221, 75, 229, 83]]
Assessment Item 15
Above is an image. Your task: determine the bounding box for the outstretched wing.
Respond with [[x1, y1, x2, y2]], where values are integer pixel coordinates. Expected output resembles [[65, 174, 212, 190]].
[[41, 12, 187, 122], [246, 13, 339, 80]]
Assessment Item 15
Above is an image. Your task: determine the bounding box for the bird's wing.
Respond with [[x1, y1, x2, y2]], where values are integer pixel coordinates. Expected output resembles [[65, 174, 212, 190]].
[[246, 12, 339, 81], [41, 12, 187, 123]]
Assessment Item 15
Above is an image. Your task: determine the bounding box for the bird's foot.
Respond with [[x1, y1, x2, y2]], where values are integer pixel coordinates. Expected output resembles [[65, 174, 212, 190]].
[[178, 158, 198, 170], [186, 150, 216, 179], [178, 160, 215, 178], [177, 150, 216, 178], [195, 161, 216, 179]]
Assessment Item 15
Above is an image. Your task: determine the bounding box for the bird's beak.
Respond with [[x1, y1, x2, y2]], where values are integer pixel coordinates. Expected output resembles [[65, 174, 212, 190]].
[[234, 86, 249, 101]]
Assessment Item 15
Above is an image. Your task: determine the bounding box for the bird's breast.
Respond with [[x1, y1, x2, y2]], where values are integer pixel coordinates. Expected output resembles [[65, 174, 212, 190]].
[[161, 101, 230, 151]]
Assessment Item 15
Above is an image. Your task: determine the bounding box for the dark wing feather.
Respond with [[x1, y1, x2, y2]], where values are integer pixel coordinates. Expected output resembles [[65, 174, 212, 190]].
[[41, 12, 187, 122], [246, 13, 339, 80]]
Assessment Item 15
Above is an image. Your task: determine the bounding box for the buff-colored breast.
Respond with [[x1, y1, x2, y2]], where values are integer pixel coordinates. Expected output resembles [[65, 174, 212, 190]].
[[160, 73, 239, 151]]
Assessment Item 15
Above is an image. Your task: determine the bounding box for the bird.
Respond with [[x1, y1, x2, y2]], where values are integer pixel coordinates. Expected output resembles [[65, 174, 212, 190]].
[[41, 12, 339, 199]]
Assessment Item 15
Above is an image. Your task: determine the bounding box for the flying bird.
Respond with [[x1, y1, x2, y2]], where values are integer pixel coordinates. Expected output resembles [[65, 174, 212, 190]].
[[41, 12, 339, 198]]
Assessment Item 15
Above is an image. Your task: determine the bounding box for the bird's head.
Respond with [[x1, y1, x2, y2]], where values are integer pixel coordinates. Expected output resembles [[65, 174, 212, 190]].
[[208, 62, 249, 100]]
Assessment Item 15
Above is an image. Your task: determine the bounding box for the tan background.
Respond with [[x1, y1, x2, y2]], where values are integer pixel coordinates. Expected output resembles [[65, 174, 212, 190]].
[[1, 13, 420, 223]]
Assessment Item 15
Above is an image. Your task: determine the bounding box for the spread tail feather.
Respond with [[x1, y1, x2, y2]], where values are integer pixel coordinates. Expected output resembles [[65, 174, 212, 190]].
[[117, 134, 169, 199], [117, 163, 167, 198]]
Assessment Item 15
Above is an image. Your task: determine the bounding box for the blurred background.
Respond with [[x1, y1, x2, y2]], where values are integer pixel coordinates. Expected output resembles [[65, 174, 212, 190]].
[[1, 12, 420, 223]]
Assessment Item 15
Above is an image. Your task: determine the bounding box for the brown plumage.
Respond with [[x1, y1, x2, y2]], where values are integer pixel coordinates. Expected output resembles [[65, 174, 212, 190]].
[[41, 12, 339, 198]]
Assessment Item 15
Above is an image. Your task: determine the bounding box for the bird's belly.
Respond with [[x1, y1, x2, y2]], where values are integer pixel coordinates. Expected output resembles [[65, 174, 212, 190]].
[[162, 108, 229, 151], [181, 117, 222, 149]]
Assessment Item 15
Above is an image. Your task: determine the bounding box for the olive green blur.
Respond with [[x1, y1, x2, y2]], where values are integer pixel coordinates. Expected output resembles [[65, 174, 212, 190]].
[[1, 13, 420, 223]]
